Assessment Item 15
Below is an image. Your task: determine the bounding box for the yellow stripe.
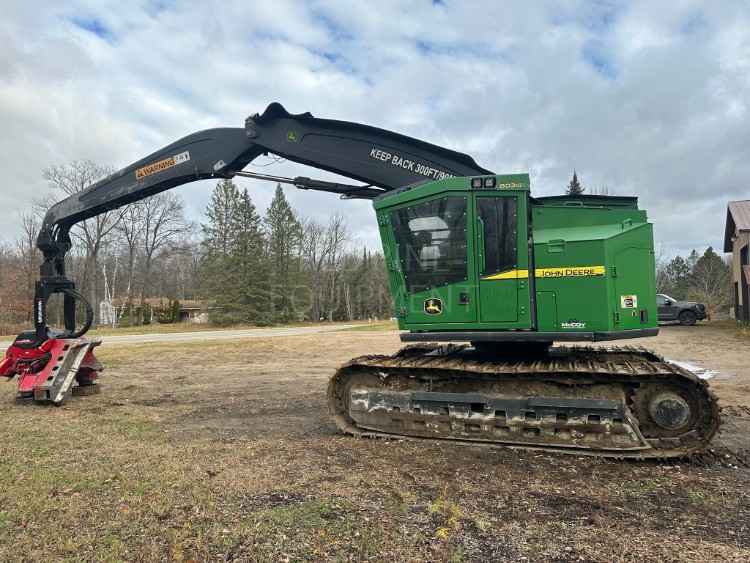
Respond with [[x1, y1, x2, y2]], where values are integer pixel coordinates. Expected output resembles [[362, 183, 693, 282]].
[[482, 269, 529, 280], [482, 265, 606, 281]]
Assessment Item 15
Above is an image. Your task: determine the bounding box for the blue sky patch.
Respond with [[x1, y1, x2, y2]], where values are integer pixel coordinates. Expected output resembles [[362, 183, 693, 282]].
[[582, 39, 616, 79], [70, 16, 115, 42], [583, 0, 624, 32], [311, 11, 353, 43], [416, 38, 512, 63], [681, 11, 706, 35], [319, 51, 356, 75], [146, 0, 176, 17]]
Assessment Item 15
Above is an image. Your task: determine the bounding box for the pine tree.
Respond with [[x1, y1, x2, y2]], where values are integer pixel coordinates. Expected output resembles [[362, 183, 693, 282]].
[[689, 247, 731, 319], [201, 179, 241, 256], [687, 249, 700, 270], [566, 171, 585, 195], [200, 180, 270, 324], [265, 185, 303, 321], [201, 180, 239, 324], [230, 189, 270, 323], [662, 255, 691, 299]]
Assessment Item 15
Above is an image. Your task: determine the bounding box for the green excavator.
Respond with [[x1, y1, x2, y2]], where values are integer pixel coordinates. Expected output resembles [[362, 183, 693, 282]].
[[1, 103, 719, 458]]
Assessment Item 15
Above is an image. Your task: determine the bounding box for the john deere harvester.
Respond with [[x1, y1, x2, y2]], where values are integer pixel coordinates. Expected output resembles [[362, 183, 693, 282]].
[[1, 103, 718, 458]]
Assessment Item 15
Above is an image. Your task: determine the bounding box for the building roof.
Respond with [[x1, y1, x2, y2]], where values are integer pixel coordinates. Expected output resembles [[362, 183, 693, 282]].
[[724, 200, 750, 252]]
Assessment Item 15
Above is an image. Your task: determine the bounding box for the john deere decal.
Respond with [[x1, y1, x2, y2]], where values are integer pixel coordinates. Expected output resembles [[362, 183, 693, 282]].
[[424, 298, 443, 315], [482, 266, 606, 280]]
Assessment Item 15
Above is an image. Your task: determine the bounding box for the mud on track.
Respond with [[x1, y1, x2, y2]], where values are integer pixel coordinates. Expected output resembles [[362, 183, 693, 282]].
[[0, 324, 748, 561]]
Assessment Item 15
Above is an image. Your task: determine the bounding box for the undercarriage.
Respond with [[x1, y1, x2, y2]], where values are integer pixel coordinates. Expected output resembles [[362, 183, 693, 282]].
[[328, 344, 719, 459]]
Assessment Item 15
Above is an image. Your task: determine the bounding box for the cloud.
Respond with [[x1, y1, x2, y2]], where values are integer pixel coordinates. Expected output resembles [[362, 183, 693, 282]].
[[0, 0, 748, 257]]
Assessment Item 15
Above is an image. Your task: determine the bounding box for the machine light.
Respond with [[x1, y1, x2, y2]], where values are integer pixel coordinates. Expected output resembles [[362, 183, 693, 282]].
[[483, 177, 496, 188], [471, 177, 483, 189]]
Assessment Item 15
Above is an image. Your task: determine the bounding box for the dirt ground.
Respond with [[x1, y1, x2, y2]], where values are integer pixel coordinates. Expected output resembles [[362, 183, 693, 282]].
[[0, 323, 748, 562]]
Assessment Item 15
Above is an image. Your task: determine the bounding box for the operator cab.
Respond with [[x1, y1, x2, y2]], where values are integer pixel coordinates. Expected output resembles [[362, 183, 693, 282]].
[[375, 174, 532, 332]]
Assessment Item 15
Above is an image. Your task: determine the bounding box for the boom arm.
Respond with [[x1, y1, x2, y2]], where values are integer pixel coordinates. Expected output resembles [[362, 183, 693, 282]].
[[34, 102, 492, 341]]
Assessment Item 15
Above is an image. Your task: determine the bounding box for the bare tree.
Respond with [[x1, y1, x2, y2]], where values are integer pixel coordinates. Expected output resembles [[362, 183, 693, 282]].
[[15, 211, 41, 301], [0, 244, 27, 333], [116, 202, 145, 318], [301, 219, 327, 321], [43, 161, 121, 323], [323, 214, 349, 321], [301, 214, 349, 321], [654, 243, 670, 294], [138, 193, 191, 317], [688, 248, 732, 320], [154, 239, 200, 300]]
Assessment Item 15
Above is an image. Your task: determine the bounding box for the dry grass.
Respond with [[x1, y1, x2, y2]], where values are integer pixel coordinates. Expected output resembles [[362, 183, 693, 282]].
[[340, 320, 398, 332], [0, 330, 748, 561], [703, 320, 750, 340], [1, 320, 361, 340]]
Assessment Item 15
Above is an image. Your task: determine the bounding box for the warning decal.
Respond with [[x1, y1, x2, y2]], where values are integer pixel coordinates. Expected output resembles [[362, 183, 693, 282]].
[[136, 151, 190, 180]]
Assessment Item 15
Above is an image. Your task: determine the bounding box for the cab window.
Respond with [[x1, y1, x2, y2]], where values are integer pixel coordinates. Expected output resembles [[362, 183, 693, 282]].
[[477, 197, 517, 275], [391, 197, 467, 292]]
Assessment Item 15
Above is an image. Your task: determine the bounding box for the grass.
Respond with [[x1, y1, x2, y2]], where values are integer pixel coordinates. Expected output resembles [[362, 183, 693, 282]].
[[0, 330, 748, 561], [1, 319, 362, 340], [89, 319, 356, 337], [704, 319, 750, 339]]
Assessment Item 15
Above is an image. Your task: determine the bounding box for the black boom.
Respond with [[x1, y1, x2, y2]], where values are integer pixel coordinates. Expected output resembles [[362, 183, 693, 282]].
[[34, 103, 491, 342]]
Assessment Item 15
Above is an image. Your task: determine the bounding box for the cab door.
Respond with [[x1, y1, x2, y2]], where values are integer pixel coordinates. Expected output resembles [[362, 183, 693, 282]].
[[474, 192, 532, 326], [389, 194, 478, 325]]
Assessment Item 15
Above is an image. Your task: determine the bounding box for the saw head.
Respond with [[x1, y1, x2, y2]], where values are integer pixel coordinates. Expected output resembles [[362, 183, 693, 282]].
[[1, 332, 102, 404]]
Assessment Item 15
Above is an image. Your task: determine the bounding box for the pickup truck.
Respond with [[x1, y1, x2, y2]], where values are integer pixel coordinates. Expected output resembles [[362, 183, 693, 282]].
[[656, 293, 707, 325]]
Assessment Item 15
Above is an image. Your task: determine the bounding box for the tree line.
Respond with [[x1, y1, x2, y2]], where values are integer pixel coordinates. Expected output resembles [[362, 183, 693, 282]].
[[0, 162, 392, 334], [656, 247, 732, 319], [200, 179, 391, 325]]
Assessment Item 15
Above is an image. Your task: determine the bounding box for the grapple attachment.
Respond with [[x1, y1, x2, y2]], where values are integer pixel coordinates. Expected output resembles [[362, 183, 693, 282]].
[[1, 332, 102, 404]]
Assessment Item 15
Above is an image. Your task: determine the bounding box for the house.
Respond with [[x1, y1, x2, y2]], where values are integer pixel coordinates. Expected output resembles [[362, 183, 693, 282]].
[[177, 305, 208, 324], [724, 200, 750, 323], [105, 298, 208, 325]]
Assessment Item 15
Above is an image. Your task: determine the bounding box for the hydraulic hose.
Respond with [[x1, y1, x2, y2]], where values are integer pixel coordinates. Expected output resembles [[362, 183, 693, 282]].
[[57, 287, 94, 339]]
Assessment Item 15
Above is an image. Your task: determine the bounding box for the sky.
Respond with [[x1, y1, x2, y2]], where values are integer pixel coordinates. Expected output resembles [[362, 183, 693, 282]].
[[1, 0, 749, 256]]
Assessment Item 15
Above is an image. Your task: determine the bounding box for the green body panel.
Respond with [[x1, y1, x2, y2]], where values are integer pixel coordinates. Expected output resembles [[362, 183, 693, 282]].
[[475, 192, 530, 324], [374, 173, 657, 338], [531, 204, 656, 332]]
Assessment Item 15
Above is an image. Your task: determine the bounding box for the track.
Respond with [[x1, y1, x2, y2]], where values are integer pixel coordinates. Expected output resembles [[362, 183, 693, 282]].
[[328, 344, 720, 459]]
